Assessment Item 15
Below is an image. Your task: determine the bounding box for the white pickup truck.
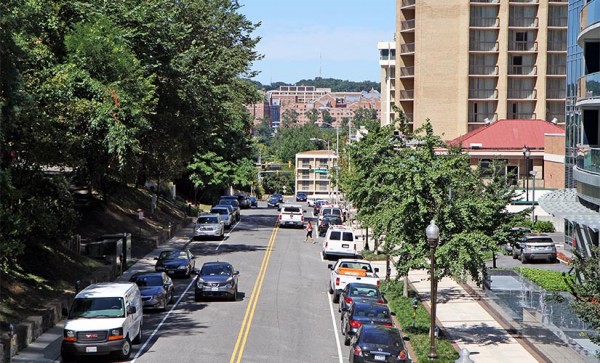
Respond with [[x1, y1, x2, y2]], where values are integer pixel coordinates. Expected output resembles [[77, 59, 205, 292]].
[[327, 259, 380, 303], [277, 204, 305, 228]]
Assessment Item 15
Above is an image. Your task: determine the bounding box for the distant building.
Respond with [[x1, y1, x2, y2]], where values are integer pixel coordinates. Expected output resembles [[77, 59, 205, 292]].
[[294, 150, 338, 198]]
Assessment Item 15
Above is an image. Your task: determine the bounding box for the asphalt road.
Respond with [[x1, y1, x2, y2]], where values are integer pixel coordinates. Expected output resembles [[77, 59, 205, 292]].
[[486, 249, 571, 273], [106, 201, 345, 363]]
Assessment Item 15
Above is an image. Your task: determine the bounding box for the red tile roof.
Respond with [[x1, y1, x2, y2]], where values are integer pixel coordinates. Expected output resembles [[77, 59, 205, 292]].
[[447, 119, 564, 149]]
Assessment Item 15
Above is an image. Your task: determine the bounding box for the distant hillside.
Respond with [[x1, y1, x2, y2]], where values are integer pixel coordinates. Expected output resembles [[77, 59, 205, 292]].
[[247, 77, 380, 93]]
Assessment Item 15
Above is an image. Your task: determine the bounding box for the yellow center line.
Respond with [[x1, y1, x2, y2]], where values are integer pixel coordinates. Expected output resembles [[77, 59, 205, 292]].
[[229, 224, 279, 363]]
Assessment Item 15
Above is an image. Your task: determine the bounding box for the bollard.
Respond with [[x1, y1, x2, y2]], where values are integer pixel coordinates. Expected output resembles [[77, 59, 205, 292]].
[[455, 348, 474, 363], [8, 323, 15, 363], [412, 297, 418, 328]]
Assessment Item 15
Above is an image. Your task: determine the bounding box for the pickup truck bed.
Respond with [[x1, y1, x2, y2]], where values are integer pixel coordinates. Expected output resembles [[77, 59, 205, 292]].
[[328, 259, 380, 303]]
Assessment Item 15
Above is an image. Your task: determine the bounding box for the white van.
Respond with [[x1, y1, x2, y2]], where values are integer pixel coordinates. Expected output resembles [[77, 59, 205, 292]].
[[61, 282, 144, 361], [322, 226, 359, 259]]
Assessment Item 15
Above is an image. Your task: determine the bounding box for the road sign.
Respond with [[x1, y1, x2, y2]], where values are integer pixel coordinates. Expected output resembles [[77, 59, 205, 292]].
[[314, 169, 328, 174]]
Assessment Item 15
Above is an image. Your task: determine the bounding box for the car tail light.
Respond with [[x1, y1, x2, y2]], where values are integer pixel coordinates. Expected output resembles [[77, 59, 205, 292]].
[[349, 320, 362, 328], [335, 277, 340, 286], [278, 215, 282, 220], [301, 215, 304, 221], [376, 280, 380, 288], [377, 299, 383, 304], [345, 297, 353, 304], [398, 350, 407, 360], [384, 322, 393, 326], [354, 346, 362, 356]]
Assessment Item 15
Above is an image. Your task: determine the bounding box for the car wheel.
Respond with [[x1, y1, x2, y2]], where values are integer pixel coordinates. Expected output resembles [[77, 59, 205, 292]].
[[512, 250, 518, 259], [344, 334, 351, 346], [161, 297, 168, 312], [132, 322, 143, 344], [169, 290, 174, 304], [332, 292, 340, 303], [328, 283, 334, 294], [114, 338, 131, 360], [231, 287, 238, 301]]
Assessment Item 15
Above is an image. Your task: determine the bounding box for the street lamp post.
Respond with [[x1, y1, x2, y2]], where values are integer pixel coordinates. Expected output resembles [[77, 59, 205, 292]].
[[530, 170, 537, 227], [425, 220, 440, 359], [522, 146, 530, 201]]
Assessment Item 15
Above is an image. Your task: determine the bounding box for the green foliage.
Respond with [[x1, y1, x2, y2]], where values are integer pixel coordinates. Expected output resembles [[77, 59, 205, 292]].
[[534, 220, 556, 233], [251, 77, 380, 92], [381, 281, 459, 362], [352, 108, 380, 131], [514, 267, 574, 292], [270, 123, 323, 162], [344, 121, 518, 286]]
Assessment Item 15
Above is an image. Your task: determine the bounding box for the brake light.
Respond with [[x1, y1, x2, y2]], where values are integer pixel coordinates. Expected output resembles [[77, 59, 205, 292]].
[[376, 280, 380, 288], [354, 346, 362, 356], [301, 215, 304, 221], [278, 215, 282, 220], [399, 350, 407, 360], [377, 299, 383, 304], [349, 320, 362, 328], [345, 297, 353, 304], [384, 322, 393, 326], [336, 277, 340, 286]]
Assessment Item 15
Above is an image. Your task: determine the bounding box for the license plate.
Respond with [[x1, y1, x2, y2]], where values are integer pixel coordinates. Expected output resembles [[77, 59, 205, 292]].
[[86, 346, 98, 353], [374, 355, 385, 361], [211, 287, 219, 291], [342, 244, 349, 248]]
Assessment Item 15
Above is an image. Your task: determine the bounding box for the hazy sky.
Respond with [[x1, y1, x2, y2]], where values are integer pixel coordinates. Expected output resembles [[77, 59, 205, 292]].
[[238, 0, 395, 85]]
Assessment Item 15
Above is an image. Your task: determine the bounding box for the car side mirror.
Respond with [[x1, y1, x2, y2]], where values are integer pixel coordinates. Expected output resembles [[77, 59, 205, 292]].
[[402, 336, 410, 341], [234, 271, 240, 275], [328, 264, 334, 270], [374, 268, 379, 273], [390, 311, 396, 316], [127, 305, 137, 314]]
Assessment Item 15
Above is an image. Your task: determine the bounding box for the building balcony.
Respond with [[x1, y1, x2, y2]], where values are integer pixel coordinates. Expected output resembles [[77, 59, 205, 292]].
[[579, 1, 600, 46], [509, 17, 539, 28], [399, 90, 414, 100], [400, 19, 415, 32], [508, 41, 538, 52], [469, 89, 498, 99], [575, 147, 600, 187], [399, 67, 414, 77], [509, 0, 539, 4], [508, 65, 537, 76], [546, 89, 566, 99], [469, 113, 498, 123], [470, 17, 499, 27], [400, 0, 415, 9], [577, 72, 600, 106], [469, 65, 499, 76], [547, 64, 566, 76], [469, 41, 499, 52], [400, 43, 415, 54], [508, 89, 537, 100], [470, 0, 500, 3], [547, 40, 567, 52]]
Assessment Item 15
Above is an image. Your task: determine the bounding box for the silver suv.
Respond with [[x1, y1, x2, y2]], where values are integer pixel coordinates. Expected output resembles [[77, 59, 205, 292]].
[[512, 235, 557, 263], [194, 213, 225, 240]]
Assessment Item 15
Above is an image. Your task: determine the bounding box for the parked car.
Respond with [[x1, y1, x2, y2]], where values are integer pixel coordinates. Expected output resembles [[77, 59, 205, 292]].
[[218, 198, 241, 221], [318, 214, 343, 236], [278, 204, 305, 228], [272, 192, 284, 203], [512, 234, 557, 263], [313, 199, 328, 216], [154, 249, 196, 277], [267, 196, 280, 208], [248, 196, 258, 208], [502, 226, 533, 255], [194, 213, 225, 240], [339, 283, 384, 315], [296, 192, 308, 202], [319, 206, 343, 222], [341, 301, 393, 345], [210, 205, 234, 228], [129, 272, 174, 311], [235, 194, 251, 209], [322, 226, 360, 260], [194, 261, 239, 301], [349, 325, 409, 363]]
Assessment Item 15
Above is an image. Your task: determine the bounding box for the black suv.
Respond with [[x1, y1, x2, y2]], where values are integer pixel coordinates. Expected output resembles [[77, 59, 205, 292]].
[[235, 194, 251, 209]]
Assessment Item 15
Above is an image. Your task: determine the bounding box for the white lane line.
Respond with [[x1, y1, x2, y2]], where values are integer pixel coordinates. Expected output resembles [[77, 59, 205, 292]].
[[216, 220, 240, 250], [327, 291, 344, 363], [131, 277, 196, 362]]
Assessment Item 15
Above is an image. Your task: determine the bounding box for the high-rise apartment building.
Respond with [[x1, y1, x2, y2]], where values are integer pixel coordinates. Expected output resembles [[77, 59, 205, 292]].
[[382, 0, 567, 140]]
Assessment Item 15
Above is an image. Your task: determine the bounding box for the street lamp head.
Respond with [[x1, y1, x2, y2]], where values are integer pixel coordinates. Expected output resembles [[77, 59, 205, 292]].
[[522, 145, 531, 157], [426, 220, 440, 245], [530, 170, 537, 177]]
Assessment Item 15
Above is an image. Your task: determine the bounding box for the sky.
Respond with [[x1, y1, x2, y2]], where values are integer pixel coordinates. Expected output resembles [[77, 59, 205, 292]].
[[237, 0, 396, 85]]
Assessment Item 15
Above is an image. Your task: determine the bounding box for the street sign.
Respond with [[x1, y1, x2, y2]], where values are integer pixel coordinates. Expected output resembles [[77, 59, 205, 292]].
[[314, 169, 328, 174]]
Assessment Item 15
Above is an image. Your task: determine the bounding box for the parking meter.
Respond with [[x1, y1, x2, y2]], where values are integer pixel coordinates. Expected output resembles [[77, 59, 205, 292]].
[[412, 298, 418, 327]]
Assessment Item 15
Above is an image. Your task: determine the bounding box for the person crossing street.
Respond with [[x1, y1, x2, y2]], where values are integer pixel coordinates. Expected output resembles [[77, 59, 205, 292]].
[[304, 220, 314, 243]]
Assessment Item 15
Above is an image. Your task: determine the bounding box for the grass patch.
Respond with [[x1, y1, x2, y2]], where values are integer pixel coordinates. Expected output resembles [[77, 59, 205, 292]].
[[514, 267, 574, 292], [360, 249, 388, 261], [381, 280, 459, 363]]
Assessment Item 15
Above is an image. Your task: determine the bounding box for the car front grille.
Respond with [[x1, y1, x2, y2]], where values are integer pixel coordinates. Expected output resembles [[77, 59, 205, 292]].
[[202, 281, 230, 287], [77, 331, 108, 343]]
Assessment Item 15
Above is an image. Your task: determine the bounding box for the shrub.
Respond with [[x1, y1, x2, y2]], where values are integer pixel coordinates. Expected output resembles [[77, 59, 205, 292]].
[[514, 267, 574, 292], [534, 220, 555, 233]]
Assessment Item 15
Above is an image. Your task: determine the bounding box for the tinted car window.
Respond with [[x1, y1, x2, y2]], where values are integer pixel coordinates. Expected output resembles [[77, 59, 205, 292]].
[[198, 216, 219, 224], [202, 265, 232, 276], [342, 232, 354, 242], [329, 231, 341, 240], [355, 305, 390, 319], [361, 330, 401, 346], [283, 207, 301, 213], [132, 276, 163, 286]]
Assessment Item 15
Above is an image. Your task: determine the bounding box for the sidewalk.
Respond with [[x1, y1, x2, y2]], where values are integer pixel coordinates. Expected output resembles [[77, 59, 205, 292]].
[[11, 224, 195, 363]]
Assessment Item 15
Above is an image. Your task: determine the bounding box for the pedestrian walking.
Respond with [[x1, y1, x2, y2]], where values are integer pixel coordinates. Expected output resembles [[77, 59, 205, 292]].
[[304, 220, 314, 243]]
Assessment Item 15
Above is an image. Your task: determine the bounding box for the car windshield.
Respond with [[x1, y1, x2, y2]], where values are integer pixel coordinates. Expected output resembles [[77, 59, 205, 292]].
[[354, 306, 390, 319], [69, 297, 125, 319], [198, 217, 219, 224], [360, 330, 401, 347], [219, 200, 238, 207], [339, 262, 373, 272], [324, 216, 342, 224], [211, 209, 228, 215], [132, 276, 163, 287], [159, 251, 188, 260], [201, 265, 231, 276], [350, 287, 379, 297], [284, 207, 301, 213]]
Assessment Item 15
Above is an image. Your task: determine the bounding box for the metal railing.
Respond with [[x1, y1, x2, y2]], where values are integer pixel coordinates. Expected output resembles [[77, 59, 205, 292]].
[[546, 89, 566, 99], [577, 72, 600, 101], [508, 89, 537, 99], [508, 65, 537, 75], [547, 64, 566, 75], [470, 17, 499, 27], [469, 41, 499, 52], [469, 113, 498, 123], [400, 43, 415, 54], [469, 65, 499, 75], [401, 19, 415, 31], [401, 0, 415, 8], [400, 67, 414, 77], [469, 89, 498, 99], [508, 112, 537, 119], [470, 0, 499, 3], [399, 90, 414, 99], [509, 41, 538, 52], [576, 146, 600, 175], [548, 17, 568, 27], [509, 17, 539, 27], [547, 41, 567, 52]]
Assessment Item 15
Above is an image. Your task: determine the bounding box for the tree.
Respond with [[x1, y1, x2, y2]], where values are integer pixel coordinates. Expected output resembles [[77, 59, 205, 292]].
[[352, 107, 380, 132], [344, 122, 517, 286], [270, 123, 321, 163], [281, 109, 299, 128], [306, 108, 320, 123]]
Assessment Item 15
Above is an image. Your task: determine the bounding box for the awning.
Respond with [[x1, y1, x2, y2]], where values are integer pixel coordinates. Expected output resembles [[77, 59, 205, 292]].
[[538, 189, 600, 231]]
